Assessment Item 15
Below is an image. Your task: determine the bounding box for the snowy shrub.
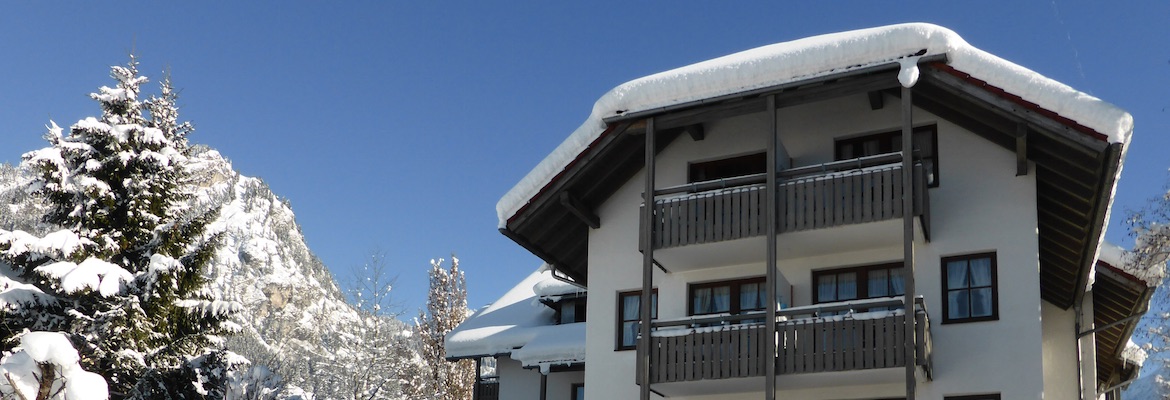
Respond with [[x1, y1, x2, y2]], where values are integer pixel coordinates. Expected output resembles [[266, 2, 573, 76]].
[[0, 331, 108, 400]]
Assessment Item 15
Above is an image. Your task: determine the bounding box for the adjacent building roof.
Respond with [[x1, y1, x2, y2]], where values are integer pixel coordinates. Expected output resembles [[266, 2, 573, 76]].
[[445, 265, 585, 371], [1093, 242, 1159, 388]]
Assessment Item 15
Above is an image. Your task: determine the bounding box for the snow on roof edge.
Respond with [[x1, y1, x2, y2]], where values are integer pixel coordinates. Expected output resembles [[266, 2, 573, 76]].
[[496, 22, 1133, 228], [445, 266, 556, 359]]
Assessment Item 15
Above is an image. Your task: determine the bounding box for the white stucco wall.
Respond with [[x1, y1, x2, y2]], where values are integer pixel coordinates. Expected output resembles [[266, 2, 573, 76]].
[[584, 93, 1051, 399], [497, 356, 585, 400]]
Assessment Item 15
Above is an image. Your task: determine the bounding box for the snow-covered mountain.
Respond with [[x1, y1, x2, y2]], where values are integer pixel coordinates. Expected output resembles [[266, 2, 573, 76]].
[[0, 146, 416, 398]]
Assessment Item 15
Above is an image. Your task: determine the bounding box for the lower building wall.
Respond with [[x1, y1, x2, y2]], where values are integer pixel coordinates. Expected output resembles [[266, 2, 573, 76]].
[[1039, 292, 1097, 400], [497, 356, 585, 400]]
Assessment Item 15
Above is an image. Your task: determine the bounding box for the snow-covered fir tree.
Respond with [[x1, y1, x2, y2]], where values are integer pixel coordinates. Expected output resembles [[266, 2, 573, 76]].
[[0, 57, 241, 399], [407, 257, 473, 400]]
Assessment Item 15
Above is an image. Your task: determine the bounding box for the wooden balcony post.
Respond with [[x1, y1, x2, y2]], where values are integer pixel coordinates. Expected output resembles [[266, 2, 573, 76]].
[[639, 117, 656, 400], [765, 94, 778, 400], [901, 85, 918, 400]]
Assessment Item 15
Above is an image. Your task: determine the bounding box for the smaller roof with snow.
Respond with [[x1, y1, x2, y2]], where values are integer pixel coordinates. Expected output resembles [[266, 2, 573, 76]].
[[1093, 243, 1158, 390], [445, 265, 586, 369]]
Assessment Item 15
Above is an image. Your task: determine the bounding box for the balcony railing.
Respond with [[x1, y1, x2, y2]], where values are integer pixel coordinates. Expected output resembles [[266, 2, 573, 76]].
[[642, 297, 932, 385], [646, 153, 930, 250], [474, 377, 499, 400]]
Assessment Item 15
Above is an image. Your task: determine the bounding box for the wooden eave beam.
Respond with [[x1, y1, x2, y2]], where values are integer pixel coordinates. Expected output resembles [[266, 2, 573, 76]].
[[682, 123, 704, 141], [506, 121, 632, 229], [559, 191, 600, 229], [920, 65, 1109, 154], [868, 90, 885, 110]]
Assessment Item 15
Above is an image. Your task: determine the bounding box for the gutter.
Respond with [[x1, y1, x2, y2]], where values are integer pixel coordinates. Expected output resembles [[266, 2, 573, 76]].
[[603, 53, 948, 125]]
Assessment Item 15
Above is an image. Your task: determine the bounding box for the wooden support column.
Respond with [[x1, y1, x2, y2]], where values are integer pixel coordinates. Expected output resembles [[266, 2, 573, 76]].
[[901, 86, 918, 400], [639, 117, 656, 400], [765, 95, 778, 400]]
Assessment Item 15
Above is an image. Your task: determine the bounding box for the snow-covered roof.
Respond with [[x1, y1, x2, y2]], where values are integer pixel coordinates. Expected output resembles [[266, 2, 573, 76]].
[[445, 265, 586, 365], [509, 323, 586, 372], [533, 275, 584, 299], [497, 22, 1134, 227], [1098, 241, 1166, 287], [1122, 339, 1148, 368]]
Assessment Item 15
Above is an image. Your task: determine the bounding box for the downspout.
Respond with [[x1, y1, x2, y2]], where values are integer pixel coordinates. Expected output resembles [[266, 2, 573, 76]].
[[1075, 294, 1086, 400], [539, 370, 548, 400], [901, 82, 918, 400]]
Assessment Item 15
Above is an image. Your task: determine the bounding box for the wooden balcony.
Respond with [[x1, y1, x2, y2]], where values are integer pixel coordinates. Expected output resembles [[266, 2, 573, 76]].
[[646, 153, 930, 250], [642, 298, 932, 385]]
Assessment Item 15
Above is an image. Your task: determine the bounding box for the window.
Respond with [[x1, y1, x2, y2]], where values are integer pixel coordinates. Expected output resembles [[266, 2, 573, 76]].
[[688, 151, 766, 183], [814, 262, 905, 305], [616, 289, 657, 350], [942, 253, 998, 324], [945, 395, 1000, 400], [558, 298, 586, 324], [835, 125, 938, 187], [688, 277, 768, 316], [571, 383, 584, 400]]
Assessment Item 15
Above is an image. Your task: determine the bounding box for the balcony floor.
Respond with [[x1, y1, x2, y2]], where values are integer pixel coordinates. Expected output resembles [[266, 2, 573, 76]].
[[652, 368, 908, 398]]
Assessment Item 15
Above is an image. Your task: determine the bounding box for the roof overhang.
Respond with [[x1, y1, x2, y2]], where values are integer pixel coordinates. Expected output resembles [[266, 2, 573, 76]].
[[502, 57, 1125, 306], [1092, 261, 1154, 389]]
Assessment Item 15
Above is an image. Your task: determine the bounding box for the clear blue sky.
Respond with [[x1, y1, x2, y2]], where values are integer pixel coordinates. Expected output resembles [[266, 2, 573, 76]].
[[2, 2, 1167, 316]]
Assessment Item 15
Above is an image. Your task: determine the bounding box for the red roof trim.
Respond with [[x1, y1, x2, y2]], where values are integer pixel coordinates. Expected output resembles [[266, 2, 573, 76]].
[[507, 123, 620, 226], [1097, 260, 1145, 287], [928, 62, 1110, 143]]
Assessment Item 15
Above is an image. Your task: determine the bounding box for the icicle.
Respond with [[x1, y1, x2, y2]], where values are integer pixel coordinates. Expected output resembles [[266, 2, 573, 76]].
[[898, 56, 921, 88]]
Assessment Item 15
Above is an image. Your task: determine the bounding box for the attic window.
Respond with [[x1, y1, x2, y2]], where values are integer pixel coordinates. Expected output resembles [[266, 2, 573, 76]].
[[688, 152, 766, 183]]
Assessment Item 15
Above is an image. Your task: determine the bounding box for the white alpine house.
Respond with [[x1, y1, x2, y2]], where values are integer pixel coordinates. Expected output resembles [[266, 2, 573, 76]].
[[453, 23, 1154, 400]]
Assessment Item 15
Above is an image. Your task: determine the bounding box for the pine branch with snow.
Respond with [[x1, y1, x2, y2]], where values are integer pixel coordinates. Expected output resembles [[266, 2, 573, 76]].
[[0, 56, 241, 399]]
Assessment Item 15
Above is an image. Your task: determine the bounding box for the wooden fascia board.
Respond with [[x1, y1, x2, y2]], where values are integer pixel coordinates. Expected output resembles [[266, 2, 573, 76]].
[[922, 63, 1111, 151], [507, 122, 630, 229], [1071, 143, 1123, 308]]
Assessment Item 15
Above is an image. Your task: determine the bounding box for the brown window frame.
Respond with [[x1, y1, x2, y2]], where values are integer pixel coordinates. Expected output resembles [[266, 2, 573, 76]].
[[556, 297, 587, 325], [688, 151, 767, 183], [686, 276, 767, 316], [570, 383, 584, 400], [812, 262, 906, 305], [834, 124, 939, 187], [941, 252, 999, 324], [616, 289, 657, 351]]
